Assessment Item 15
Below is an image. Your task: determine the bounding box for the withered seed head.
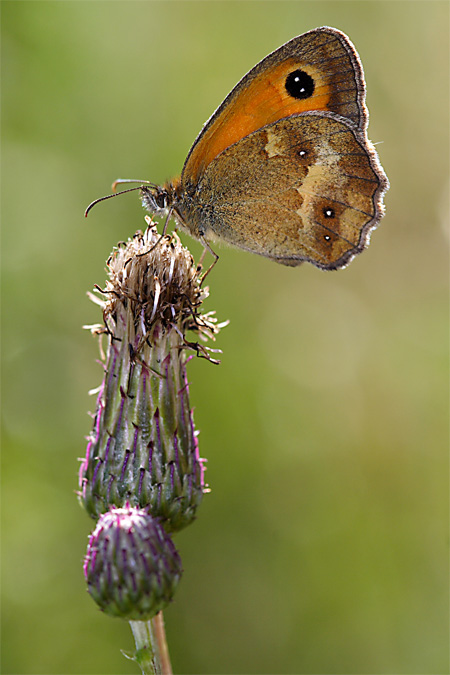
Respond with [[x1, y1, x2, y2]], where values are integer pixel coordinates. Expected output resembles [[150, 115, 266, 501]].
[[102, 225, 211, 340]]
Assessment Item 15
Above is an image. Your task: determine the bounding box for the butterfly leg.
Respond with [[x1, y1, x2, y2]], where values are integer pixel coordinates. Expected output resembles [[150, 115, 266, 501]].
[[199, 237, 219, 285], [139, 208, 174, 257]]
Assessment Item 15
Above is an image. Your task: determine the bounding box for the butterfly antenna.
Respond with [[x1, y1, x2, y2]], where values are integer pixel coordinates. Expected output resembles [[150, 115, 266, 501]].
[[112, 178, 157, 192], [85, 186, 146, 217], [85, 178, 161, 217]]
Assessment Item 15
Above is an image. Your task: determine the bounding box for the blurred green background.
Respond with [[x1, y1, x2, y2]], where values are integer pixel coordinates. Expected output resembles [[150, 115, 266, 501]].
[[2, 1, 448, 673]]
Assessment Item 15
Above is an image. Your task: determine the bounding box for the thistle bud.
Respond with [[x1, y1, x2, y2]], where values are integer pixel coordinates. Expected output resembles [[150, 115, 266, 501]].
[[84, 505, 182, 620], [79, 222, 224, 532]]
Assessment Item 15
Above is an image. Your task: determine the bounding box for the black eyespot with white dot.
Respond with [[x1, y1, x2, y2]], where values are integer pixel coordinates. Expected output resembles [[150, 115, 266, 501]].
[[285, 69, 315, 100], [323, 208, 335, 218], [324, 235, 331, 242], [298, 149, 308, 158]]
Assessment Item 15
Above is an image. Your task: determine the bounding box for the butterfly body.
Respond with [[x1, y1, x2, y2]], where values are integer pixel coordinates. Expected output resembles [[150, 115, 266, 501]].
[[138, 27, 388, 269]]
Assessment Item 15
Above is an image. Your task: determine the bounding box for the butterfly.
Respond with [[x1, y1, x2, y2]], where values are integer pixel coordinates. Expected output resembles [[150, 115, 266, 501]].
[[87, 27, 388, 270]]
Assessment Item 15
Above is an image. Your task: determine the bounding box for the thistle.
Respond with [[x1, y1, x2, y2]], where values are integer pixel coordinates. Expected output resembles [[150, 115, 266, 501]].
[[79, 220, 225, 673], [79, 220, 224, 531], [84, 505, 183, 621]]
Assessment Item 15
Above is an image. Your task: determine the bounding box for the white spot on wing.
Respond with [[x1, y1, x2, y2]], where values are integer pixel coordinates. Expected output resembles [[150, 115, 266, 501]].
[[295, 138, 344, 222], [264, 129, 284, 158]]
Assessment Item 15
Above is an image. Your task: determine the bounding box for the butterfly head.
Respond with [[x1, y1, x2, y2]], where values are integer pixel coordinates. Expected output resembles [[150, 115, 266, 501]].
[[140, 184, 173, 217]]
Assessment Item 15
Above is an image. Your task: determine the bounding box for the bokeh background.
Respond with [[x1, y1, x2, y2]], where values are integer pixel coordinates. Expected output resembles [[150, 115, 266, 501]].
[[2, 2, 449, 673]]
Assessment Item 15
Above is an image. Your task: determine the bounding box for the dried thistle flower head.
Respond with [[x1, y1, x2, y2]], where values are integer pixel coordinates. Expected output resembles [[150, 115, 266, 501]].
[[102, 224, 218, 347], [84, 505, 182, 620], [79, 221, 225, 532]]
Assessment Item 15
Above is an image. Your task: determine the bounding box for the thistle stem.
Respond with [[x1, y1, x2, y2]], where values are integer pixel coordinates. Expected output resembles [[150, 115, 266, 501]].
[[129, 619, 159, 675], [152, 612, 173, 675], [129, 613, 172, 675]]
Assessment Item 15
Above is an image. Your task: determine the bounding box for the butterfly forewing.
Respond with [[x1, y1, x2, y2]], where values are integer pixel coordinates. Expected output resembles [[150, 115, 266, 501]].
[[181, 27, 367, 185]]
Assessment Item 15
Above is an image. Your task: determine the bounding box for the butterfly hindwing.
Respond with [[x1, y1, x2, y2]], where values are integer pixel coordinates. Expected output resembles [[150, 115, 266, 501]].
[[178, 111, 387, 269]]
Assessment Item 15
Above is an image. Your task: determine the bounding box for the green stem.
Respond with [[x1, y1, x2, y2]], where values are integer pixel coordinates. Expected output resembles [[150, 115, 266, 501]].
[[129, 612, 172, 675], [129, 619, 159, 675]]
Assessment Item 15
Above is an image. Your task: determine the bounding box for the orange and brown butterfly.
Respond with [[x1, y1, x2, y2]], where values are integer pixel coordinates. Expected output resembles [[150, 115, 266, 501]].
[[88, 27, 388, 270]]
